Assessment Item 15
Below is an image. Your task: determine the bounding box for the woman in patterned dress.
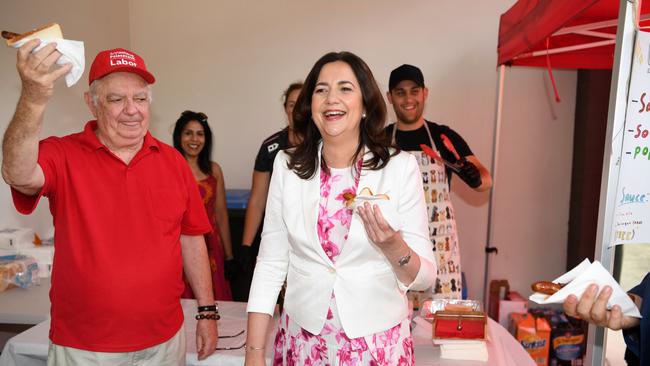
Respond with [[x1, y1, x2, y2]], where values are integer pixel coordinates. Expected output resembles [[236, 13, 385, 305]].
[[245, 52, 436, 365], [173, 111, 234, 301]]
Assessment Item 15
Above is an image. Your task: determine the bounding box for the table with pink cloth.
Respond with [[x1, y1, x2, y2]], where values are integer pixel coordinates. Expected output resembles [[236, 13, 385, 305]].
[[0, 300, 534, 366]]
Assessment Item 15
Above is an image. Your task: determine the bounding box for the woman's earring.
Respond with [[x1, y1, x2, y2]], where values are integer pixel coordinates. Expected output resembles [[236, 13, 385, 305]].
[[362, 112, 367, 119]]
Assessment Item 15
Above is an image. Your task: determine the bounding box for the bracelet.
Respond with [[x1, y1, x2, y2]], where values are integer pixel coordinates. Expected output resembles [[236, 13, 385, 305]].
[[195, 312, 220, 320], [197, 303, 219, 313], [245, 345, 265, 351], [397, 247, 412, 267]]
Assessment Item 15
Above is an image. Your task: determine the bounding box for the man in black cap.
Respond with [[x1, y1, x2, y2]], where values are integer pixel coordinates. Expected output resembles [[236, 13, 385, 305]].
[[385, 64, 492, 299]]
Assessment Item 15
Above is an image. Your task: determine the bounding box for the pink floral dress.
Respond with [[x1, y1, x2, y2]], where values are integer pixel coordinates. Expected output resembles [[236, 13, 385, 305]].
[[273, 163, 415, 366]]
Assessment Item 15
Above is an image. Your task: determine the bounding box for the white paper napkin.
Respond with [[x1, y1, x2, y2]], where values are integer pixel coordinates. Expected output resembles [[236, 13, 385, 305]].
[[439, 341, 488, 362], [529, 258, 642, 318], [12, 38, 85, 87]]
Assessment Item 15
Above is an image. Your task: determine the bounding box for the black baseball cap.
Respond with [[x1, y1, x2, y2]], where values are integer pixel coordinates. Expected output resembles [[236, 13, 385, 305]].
[[389, 64, 425, 90]]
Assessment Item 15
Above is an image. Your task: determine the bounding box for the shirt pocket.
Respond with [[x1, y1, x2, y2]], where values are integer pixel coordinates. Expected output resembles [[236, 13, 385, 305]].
[[148, 188, 186, 230]]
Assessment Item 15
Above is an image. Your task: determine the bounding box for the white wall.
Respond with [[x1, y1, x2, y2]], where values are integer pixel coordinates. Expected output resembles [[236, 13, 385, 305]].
[[0, 0, 576, 302], [0, 0, 131, 235], [487, 68, 576, 298]]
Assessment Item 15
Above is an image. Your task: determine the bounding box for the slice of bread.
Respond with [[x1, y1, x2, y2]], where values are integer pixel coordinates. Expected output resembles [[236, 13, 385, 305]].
[[374, 193, 390, 200], [3, 23, 62, 47], [358, 187, 374, 196]]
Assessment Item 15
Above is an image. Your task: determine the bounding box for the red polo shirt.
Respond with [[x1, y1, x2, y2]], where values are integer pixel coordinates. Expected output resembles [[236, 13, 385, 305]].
[[11, 121, 211, 352]]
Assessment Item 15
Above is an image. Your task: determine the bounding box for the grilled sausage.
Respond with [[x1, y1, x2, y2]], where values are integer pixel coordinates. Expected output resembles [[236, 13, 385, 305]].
[[531, 281, 563, 295]]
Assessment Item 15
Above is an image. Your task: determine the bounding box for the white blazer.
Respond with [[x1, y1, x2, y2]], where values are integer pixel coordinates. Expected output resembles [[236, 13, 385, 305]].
[[247, 149, 436, 338]]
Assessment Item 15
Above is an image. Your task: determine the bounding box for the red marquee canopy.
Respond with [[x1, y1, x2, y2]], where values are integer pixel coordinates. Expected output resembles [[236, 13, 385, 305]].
[[498, 0, 650, 69]]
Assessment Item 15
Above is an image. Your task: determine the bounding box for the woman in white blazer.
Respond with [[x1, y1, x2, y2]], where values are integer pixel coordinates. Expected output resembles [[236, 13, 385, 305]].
[[245, 52, 436, 366]]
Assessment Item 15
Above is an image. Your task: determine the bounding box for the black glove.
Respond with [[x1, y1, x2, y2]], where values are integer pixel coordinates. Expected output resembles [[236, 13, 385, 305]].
[[238, 245, 254, 275], [224, 258, 240, 281], [457, 159, 482, 188]]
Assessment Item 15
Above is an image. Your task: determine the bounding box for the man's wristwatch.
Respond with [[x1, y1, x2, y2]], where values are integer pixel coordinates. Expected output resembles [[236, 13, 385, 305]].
[[397, 248, 412, 267]]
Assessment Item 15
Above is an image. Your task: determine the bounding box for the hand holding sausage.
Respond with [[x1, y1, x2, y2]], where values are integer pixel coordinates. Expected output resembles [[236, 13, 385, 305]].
[[563, 284, 640, 331], [16, 39, 72, 106]]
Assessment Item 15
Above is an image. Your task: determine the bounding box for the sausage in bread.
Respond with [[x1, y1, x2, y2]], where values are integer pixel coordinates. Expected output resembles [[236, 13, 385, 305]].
[[2, 23, 62, 47]]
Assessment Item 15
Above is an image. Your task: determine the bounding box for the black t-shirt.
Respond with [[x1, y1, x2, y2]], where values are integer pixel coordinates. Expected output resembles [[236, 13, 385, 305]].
[[253, 128, 290, 175], [385, 120, 473, 185]]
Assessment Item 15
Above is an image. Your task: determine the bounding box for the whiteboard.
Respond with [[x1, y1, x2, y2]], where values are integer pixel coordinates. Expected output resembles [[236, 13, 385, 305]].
[[611, 30, 650, 247]]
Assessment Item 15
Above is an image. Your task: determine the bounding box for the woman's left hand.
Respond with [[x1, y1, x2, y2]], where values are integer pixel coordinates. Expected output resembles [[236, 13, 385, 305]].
[[357, 202, 401, 250]]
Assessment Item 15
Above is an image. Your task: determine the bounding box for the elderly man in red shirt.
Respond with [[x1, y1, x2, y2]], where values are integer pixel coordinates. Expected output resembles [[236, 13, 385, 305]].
[[2, 41, 218, 365]]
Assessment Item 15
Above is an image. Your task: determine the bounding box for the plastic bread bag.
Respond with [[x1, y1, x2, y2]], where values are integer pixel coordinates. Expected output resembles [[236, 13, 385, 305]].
[[0, 255, 40, 291], [420, 299, 483, 320]]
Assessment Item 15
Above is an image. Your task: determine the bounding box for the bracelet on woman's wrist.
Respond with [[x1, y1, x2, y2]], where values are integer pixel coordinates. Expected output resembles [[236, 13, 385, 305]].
[[245, 345, 265, 351], [397, 247, 412, 267]]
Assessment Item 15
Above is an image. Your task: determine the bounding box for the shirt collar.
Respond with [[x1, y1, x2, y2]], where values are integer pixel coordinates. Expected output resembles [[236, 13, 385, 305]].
[[80, 120, 160, 152]]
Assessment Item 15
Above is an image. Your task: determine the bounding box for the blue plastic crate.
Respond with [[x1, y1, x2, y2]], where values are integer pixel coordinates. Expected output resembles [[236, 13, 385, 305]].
[[226, 189, 250, 210]]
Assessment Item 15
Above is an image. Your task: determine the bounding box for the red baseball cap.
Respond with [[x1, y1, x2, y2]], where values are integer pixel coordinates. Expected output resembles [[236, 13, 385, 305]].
[[88, 48, 155, 85]]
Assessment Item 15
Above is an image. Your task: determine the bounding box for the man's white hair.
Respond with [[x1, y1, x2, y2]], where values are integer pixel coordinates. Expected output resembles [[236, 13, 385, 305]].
[[88, 78, 153, 106]]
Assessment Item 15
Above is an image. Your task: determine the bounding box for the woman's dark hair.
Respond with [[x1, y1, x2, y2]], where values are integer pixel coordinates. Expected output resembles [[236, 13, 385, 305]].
[[287, 51, 394, 179], [173, 110, 213, 175], [283, 82, 303, 108]]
